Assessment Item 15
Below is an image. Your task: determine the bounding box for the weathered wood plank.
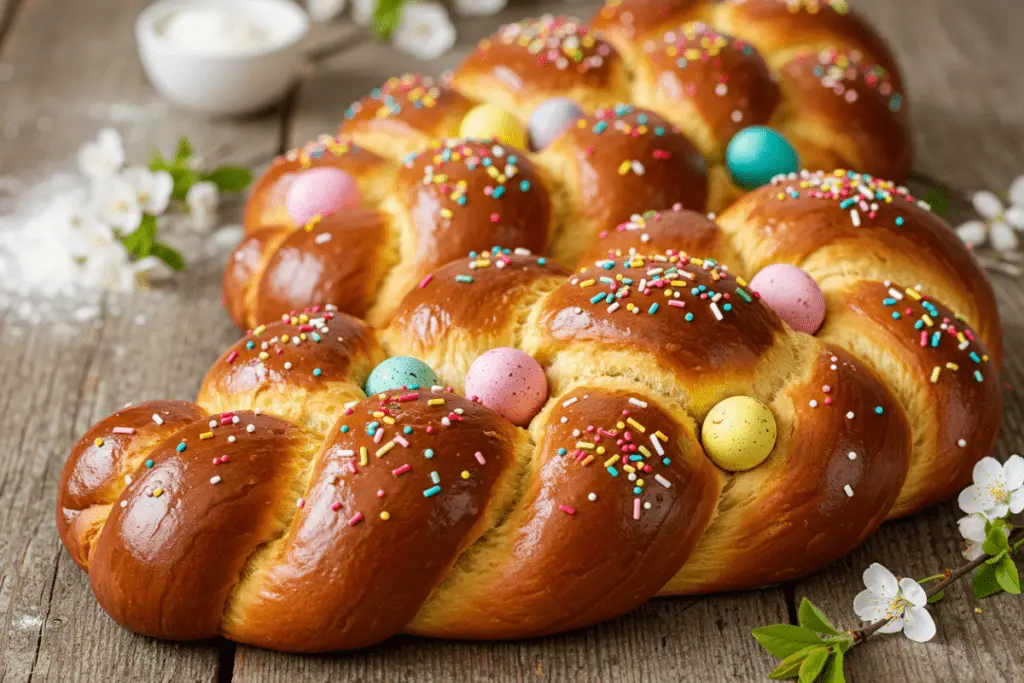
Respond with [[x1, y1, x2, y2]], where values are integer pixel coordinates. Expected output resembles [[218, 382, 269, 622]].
[[857, 0, 1024, 192], [0, 0, 284, 680], [232, 593, 787, 683], [0, 0, 283, 181]]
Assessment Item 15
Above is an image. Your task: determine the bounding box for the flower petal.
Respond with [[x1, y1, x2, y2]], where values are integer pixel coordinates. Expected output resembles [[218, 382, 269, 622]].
[[1005, 205, 1024, 230], [962, 539, 985, 561], [862, 562, 898, 596], [1003, 455, 1024, 490], [1011, 488, 1024, 515], [974, 457, 1005, 487], [853, 589, 890, 622], [958, 484, 992, 514], [453, 0, 506, 16], [877, 614, 904, 634], [990, 221, 1020, 253], [957, 513, 987, 542], [392, 2, 456, 61], [306, 0, 347, 23], [903, 606, 937, 642], [1009, 175, 1024, 207], [972, 190, 1005, 219], [147, 171, 174, 215], [899, 577, 928, 607], [985, 503, 1010, 520], [955, 220, 988, 246]]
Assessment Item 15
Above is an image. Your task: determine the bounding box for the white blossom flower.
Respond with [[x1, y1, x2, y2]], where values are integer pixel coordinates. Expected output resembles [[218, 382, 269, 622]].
[[186, 180, 220, 230], [306, 0, 346, 22], [452, 0, 507, 16], [120, 166, 173, 216], [350, 0, 375, 25], [78, 128, 125, 180], [958, 455, 1024, 520], [957, 513, 1010, 560], [91, 177, 142, 233], [392, 2, 456, 61], [853, 563, 936, 643], [956, 177, 1024, 254]]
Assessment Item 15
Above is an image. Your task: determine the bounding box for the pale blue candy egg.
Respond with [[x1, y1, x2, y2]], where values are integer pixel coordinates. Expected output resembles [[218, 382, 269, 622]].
[[725, 126, 800, 190], [365, 357, 439, 395], [528, 97, 585, 151]]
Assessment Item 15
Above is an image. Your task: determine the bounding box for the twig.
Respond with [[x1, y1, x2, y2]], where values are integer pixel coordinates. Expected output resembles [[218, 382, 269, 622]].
[[849, 527, 1024, 648]]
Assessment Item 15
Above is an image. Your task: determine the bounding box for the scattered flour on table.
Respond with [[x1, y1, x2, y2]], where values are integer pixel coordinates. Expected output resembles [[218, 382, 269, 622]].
[[0, 172, 242, 328]]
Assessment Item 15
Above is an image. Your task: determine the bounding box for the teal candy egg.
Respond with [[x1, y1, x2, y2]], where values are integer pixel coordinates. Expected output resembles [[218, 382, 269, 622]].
[[365, 357, 439, 395], [725, 126, 800, 190]]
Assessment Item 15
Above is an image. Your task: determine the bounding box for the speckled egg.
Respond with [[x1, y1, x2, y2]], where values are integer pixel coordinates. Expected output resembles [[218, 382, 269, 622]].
[[528, 97, 584, 151], [725, 126, 800, 190], [365, 357, 439, 396], [749, 264, 827, 334], [701, 396, 777, 471], [285, 167, 362, 226], [465, 348, 548, 426], [459, 104, 529, 150]]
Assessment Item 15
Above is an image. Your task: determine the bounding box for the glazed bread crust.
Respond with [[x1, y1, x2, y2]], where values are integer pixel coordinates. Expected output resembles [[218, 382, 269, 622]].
[[60, 170, 1002, 650]]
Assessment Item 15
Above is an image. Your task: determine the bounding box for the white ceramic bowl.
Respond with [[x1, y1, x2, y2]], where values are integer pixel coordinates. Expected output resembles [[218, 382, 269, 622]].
[[136, 0, 309, 116]]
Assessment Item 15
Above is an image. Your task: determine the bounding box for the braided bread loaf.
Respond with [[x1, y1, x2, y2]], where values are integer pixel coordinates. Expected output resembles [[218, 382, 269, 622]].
[[231, 1, 911, 327], [59, 170, 1002, 651]]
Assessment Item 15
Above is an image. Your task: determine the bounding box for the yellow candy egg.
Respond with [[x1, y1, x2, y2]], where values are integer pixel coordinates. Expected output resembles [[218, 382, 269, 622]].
[[701, 396, 777, 471], [459, 104, 528, 150]]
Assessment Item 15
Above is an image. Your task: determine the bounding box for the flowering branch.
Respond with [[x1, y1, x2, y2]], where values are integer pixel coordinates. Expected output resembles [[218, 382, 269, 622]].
[[75, 128, 252, 287], [753, 455, 1024, 681]]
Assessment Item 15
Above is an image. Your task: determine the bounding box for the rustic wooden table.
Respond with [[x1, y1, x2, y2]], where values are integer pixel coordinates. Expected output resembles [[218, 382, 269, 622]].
[[1, 0, 1023, 681]]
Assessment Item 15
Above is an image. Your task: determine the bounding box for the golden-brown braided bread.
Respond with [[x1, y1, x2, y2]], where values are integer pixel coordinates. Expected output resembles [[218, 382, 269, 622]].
[[243, 135, 396, 235], [62, 166, 1001, 651], [452, 16, 631, 122], [227, 138, 556, 329], [339, 73, 477, 161], [452, 5, 909, 184], [535, 105, 710, 263]]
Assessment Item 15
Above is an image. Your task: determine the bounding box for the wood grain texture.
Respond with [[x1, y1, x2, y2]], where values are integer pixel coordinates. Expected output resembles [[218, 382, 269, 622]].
[[0, 0, 282, 181], [0, 0, 278, 681], [0, 0, 1023, 681], [232, 594, 787, 683]]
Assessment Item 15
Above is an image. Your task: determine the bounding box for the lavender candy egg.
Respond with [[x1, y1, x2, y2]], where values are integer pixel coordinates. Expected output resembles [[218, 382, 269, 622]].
[[749, 264, 827, 334], [285, 167, 362, 227], [465, 348, 548, 426], [528, 98, 584, 151]]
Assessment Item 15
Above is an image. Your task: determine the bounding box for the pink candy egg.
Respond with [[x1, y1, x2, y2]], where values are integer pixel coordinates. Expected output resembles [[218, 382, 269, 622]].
[[285, 167, 361, 226], [749, 264, 827, 334], [465, 348, 548, 426]]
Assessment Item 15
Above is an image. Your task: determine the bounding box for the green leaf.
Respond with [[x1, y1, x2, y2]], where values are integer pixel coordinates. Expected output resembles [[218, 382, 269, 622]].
[[927, 590, 945, 604], [973, 562, 1005, 599], [995, 556, 1021, 595], [149, 149, 170, 172], [174, 136, 193, 164], [798, 599, 840, 636], [753, 625, 824, 660], [151, 243, 186, 271], [824, 650, 846, 683], [119, 214, 157, 258], [921, 185, 949, 217], [984, 525, 1011, 556], [170, 167, 202, 200], [372, 0, 406, 41], [204, 165, 253, 193], [768, 646, 822, 680], [798, 647, 830, 683], [985, 550, 1008, 565]]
